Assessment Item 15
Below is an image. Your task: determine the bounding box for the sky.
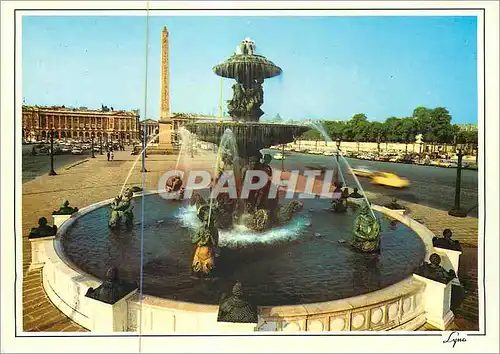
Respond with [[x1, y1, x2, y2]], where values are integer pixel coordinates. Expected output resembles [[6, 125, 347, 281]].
[[22, 15, 478, 124]]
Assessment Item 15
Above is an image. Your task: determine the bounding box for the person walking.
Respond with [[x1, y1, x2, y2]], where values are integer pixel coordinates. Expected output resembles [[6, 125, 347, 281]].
[[107, 150, 110, 161], [110, 150, 114, 161]]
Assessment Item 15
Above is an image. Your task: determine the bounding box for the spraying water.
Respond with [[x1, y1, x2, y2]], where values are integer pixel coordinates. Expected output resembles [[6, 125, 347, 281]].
[[305, 121, 377, 219], [176, 204, 309, 247], [305, 121, 346, 186], [207, 128, 240, 226], [119, 129, 165, 196], [174, 127, 194, 172]]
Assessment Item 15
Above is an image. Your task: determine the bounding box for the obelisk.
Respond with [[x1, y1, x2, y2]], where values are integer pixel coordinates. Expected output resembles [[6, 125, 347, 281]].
[[157, 26, 174, 152]]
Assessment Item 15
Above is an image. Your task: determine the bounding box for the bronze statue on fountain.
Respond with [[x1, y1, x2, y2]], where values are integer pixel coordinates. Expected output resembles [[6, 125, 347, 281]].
[[191, 205, 219, 277], [108, 188, 134, 229], [351, 201, 381, 253], [240, 151, 303, 231]]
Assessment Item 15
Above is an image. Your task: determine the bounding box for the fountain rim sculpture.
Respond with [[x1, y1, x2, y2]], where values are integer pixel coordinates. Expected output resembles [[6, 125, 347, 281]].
[[39, 189, 442, 332]]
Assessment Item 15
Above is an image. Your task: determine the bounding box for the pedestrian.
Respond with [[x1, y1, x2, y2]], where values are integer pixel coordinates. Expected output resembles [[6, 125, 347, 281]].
[[110, 151, 114, 161], [107, 150, 110, 161]]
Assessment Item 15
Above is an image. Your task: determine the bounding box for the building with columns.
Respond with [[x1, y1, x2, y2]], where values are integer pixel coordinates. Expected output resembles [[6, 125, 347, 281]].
[[139, 119, 159, 143], [22, 105, 140, 142]]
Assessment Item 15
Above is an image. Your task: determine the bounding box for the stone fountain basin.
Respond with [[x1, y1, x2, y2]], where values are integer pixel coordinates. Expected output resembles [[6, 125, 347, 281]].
[[184, 122, 309, 157], [213, 54, 282, 79], [40, 192, 436, 332]]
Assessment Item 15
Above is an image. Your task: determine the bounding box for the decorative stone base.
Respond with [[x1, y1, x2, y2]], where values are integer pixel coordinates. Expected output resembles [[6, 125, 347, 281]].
[[147, 121, 176, 154], [86, 289, 137, 332], [215, 322, 257, 333], [52, 214, 71, 229], [29, 235, 55, 270], [146, 145, 178, 154], [428, 309, 455, 330], [434, 246, 462, 286], [413, 274, 454, 330], [448, 208, 468, 218]]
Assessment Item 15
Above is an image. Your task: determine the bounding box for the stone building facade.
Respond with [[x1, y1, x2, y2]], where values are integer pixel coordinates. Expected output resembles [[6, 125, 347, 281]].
[[170, 113, 220, 144], [22, 105, 140, 142], [139, 119, 159, 143]]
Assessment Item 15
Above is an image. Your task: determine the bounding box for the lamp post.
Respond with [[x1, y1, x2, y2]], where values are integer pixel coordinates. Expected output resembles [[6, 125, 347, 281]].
[[190, 133, 195, 158], [335, 138, 341, 186], [281, 143, 285, 172], [49, 126, 57, 176], [91, 132, 96, 158], [141, 128, 147, 173], [99, 135, 103, 155], [475, 143, 478, 165], [376, 135, 381, 154], [448, 140, 467, 217]]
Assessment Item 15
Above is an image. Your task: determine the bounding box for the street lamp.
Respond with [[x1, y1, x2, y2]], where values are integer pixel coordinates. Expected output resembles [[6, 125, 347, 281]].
[[335, 138, 341, 186], [281, 143, 285, 172], [49, 126, 57, 176], [91, 132, 96, 158], [141, 128, 147, 173], [448, 139, 467, 217], [99, 135, 103, 155], [190, 133, 195, 158], [475, 143, 478, 165]]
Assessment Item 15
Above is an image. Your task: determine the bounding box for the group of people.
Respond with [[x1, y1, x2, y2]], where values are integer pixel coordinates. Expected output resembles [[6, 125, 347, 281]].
[[330, 182, 364, 213]]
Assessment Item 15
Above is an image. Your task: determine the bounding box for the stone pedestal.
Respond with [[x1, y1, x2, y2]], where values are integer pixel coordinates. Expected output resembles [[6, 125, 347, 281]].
[[29, 235, 55, 270], [434, 247, 462, 286], [157, 121, 175, 150], [147, 121, 176, 154], [52, 214, 72, 229], [85, 289, 137, 332], [215, 322, 257, 333], [413, 274, 454, 330]]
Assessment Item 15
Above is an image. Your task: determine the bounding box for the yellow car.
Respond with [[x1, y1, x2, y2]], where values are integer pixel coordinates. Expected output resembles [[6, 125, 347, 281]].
[[371, 172, 410, 188], [351, 166, 375, 178]]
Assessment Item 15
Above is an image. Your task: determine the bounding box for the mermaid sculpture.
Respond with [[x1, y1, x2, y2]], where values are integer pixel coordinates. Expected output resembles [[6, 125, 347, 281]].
[[191, 205, 219, 277], [351, 201, 381, 253], [108, 188, 134, 228]]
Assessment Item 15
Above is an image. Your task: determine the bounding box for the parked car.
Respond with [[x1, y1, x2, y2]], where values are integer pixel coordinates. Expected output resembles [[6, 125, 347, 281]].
[[371, 172, 410, 188], [273, 152, 285, 160], [438, 160, 455, 168], [71, 148, 84, 155]]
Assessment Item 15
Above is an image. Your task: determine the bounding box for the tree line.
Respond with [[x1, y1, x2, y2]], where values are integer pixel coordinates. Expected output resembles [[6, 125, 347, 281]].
[[268, 107, 478, 148]]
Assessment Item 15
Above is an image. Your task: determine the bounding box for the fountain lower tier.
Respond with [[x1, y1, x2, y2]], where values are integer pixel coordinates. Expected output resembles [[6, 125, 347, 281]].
[[184, 122, 309, 158]]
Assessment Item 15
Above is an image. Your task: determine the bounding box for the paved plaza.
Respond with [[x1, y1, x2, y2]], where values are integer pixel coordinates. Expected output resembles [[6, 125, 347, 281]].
[[21, 149, 479, 332]]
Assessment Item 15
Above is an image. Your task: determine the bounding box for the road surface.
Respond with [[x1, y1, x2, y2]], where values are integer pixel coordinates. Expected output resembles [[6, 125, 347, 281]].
[[265, 149, 479, 217]]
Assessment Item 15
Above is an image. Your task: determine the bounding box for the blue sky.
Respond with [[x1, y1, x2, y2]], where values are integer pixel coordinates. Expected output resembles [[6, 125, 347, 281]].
[[22, 15, 477, 123]]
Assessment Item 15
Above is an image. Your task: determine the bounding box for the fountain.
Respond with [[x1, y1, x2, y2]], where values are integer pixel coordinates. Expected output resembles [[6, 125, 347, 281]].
[[40, 37, 450, 333], [185, 38, 309, 159], [183, 38, 311, 254]]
